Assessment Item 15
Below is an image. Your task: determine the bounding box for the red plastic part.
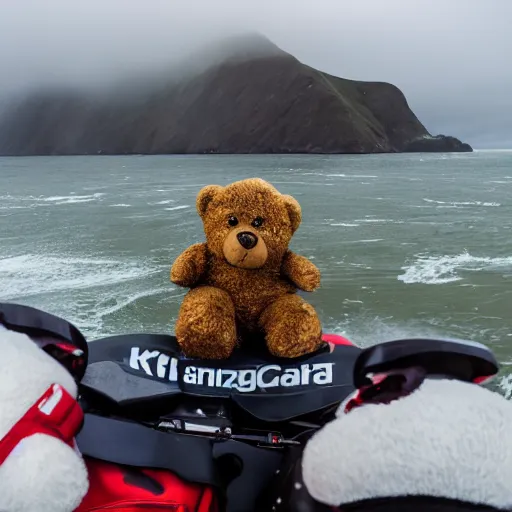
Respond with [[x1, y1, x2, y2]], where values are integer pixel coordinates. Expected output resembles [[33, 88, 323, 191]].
[[322, 333, 354, 346], [76, 458, 218, 512]]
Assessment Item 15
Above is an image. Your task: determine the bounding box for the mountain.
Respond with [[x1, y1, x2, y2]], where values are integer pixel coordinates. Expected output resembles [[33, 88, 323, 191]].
[[0, 34, 472, 155]]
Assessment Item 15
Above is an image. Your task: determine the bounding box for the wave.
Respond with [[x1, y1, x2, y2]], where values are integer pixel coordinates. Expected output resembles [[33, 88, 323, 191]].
[[496, 371, 512, 400], [0, 193, 106, 208], [150, 199, 176, 205], [78, 285, 172, 339], [323, 313, 446, 349], [164, 205, 190, 211], [398, 251, 512, 285], [423, 198, 501, 207], [327, 174, 378, 178], [42, 193, 105, 204], [354, 218, 405, 224], [351, 239, 384, 244], [0, 253, 159, 300]]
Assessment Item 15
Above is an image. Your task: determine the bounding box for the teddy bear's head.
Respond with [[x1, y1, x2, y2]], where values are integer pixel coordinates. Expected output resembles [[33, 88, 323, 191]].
[[196, 178, 301, 270]]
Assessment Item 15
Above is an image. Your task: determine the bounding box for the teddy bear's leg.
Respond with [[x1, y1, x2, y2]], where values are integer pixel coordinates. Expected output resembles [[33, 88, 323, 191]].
[[175, 286, 237, 359], [259, 294, 322, 358]]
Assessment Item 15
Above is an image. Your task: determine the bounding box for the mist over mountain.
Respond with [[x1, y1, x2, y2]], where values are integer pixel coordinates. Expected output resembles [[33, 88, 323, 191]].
[[0, 33, 472, 156], [1, 0, 510, 149]]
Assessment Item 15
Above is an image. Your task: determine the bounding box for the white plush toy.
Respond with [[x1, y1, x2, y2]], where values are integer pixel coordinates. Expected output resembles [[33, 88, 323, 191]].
[[0, 326, 89, 512], [303, 377, 512, 511]]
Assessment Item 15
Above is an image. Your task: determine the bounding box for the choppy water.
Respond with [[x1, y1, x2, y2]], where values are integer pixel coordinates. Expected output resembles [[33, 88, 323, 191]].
[[1, 151, 512, 391]]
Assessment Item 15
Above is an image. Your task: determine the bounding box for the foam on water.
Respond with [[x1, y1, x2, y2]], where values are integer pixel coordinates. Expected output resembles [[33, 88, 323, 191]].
[[0, 250, 171, 338], [353, 218, 404, 224], [398, 251, 512, 285], [323, 313, 446, 349], [0, 253, 159, 300], [496, 374, 512, 400], [43, 193, 105, 205], [165, 205, 190, 211], [0, 192, 106, 209], [150, 199, 175, 205], [327, 174, 378, 178], [68, 285, 172, 339], [423, 198, 501, 207]]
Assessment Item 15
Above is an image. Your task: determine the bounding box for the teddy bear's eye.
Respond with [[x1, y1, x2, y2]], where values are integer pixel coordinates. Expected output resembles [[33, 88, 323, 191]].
[[228, 216, 239, 227], [251, 216, 264, 228]]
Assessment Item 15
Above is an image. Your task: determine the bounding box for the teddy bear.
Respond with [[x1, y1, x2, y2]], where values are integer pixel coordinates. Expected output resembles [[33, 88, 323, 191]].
[[170, 178, 323, 360]]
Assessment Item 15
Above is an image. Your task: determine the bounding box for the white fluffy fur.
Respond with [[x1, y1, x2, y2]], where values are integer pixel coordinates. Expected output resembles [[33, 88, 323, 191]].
[[303, 379, 512, 509], [0, 329, 89, 512]]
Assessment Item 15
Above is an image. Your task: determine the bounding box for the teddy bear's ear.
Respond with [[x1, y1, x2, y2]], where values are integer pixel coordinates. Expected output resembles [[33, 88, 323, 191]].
[[282, 194, 302, 233], [196, 185, 223, 218]]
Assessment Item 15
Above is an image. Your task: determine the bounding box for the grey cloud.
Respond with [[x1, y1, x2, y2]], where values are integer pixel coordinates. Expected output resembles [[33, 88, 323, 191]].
[[0, 0, 510, 148]]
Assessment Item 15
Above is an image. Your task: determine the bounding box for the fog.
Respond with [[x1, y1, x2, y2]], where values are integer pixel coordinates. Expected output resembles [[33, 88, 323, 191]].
[[1, 0, 510, 148]]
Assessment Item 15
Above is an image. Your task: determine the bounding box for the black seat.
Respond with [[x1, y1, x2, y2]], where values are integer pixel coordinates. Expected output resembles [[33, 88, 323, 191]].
[[80, 333, 361, 422], [77, 335, 499, 512]]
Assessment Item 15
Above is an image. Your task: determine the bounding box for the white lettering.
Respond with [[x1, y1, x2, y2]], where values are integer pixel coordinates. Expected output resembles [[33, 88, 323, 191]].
[[156, 353, 170, 379], [129, 347, 160, 376], [198, 367, 215, 387], [127, 347, 335, 392], [257, 365, 280, 388], [169, 357, 178, 382], [281, 368, 301, 387], [215, 369, 223, 388], [301, 364, 312, 385], [237, 369, 257, 392], [312, 363, 334, 385], [222, 370, 238, 388], [184, 366, 197, 384]]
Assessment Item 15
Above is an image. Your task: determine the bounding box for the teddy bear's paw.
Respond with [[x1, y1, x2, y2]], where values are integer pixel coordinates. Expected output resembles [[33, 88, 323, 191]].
[[170, 243, 208, 288], [283, 254, 321, 292], [297, 266, 321, 292], [170, 260, 196, 287], [260, 295, 323, 358], [176, 286, 237, 359]]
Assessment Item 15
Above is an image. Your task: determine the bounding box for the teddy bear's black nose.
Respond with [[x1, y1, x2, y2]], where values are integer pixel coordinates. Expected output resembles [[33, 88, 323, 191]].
[[237, 231, 258, 250]]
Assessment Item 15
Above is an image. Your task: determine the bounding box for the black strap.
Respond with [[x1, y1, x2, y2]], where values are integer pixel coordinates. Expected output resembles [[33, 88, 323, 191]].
[[0, 302, 88, 379], [76, 413, 221, 488]]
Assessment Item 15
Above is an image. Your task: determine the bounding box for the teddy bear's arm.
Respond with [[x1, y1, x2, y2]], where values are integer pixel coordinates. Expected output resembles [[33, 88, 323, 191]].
[[170, 243, 208, 288], [281, 250, 321, 292]]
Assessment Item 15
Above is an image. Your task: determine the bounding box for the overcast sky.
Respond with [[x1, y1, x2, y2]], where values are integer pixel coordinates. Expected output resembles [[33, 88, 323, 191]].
[[1, 0, 510, 148]]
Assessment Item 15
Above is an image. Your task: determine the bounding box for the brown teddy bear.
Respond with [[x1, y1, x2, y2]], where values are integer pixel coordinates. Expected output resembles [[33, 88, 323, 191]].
[[170, 178, 322, 359]]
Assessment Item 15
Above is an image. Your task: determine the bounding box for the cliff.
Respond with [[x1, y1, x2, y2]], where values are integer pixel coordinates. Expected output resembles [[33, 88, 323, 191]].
[[0, 34, 472, 155]]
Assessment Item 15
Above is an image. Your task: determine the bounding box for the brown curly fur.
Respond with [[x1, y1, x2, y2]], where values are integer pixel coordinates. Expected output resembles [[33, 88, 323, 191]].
[[171, 178, 322, 359]]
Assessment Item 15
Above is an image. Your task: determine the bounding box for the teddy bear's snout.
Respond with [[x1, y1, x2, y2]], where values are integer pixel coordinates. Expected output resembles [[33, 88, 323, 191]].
[[237, 231, 258, 250], [223, 225, 268, 269]]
